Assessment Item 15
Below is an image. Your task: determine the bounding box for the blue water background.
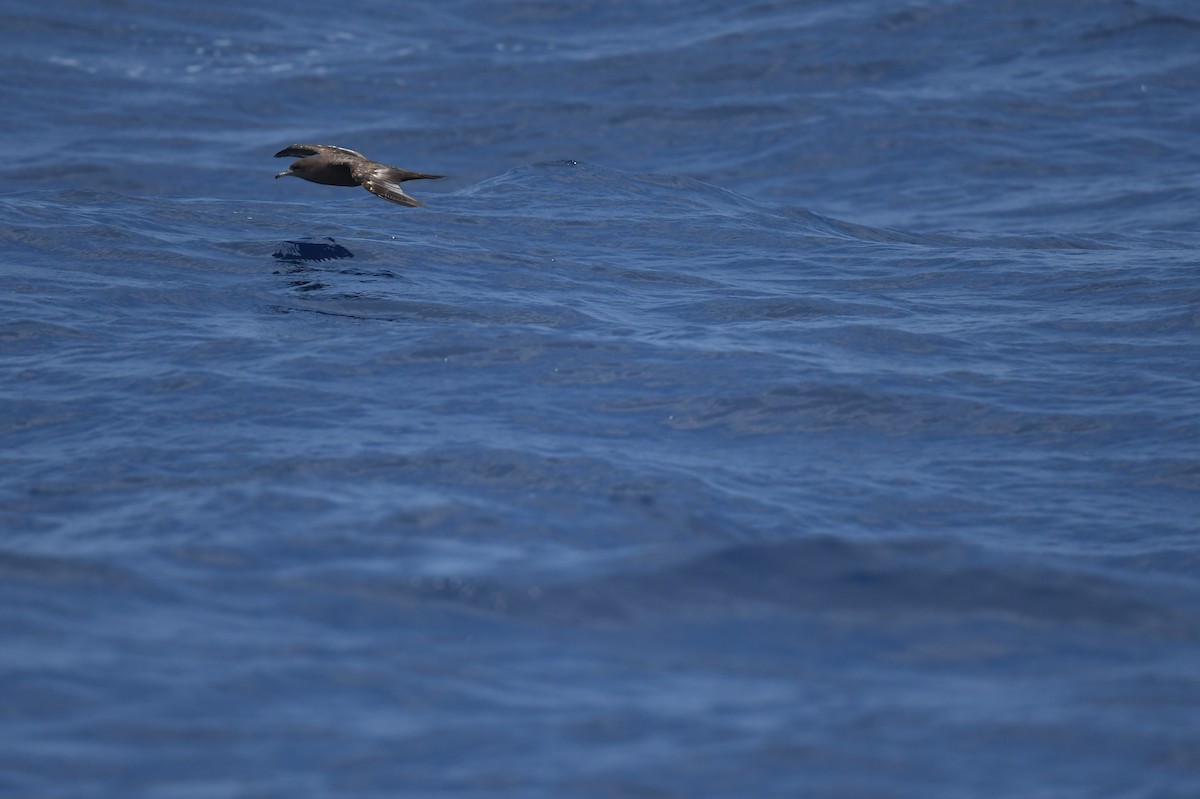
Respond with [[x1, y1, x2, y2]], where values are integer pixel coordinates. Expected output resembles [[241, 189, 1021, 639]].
[[2, 1, 1199, 797]]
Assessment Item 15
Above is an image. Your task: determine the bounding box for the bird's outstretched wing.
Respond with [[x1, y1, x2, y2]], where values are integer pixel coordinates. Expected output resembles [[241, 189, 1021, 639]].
[[350, 162, 443, 207], [273, 144, 366, 160]]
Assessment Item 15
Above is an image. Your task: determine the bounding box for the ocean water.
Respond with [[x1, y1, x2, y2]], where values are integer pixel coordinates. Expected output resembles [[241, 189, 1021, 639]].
[[2, 1, 1199, 797]]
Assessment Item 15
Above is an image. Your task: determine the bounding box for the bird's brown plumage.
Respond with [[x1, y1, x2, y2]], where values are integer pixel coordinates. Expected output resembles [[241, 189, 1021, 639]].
[[273, 144, 443, 207]]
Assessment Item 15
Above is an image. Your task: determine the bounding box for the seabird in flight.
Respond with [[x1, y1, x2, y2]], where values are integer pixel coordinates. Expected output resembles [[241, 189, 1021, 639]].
[[274, 144, 443, 207]]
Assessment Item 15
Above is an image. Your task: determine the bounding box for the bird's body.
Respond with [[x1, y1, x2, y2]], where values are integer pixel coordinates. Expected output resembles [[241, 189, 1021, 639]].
[[273, 144, 443, 207]]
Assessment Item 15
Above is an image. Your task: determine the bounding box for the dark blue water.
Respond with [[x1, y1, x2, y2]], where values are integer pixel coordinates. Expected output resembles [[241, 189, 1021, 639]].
[[3, 1, 1199, 797]]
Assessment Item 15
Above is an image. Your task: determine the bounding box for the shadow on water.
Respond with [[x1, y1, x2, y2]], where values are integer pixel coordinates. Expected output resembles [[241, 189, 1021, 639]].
[[272, 236, 355, 265], [271, 236, 355, 292]]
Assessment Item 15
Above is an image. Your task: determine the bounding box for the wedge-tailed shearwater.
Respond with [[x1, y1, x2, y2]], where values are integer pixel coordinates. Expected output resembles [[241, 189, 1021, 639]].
[[273, 144, 443, 207]]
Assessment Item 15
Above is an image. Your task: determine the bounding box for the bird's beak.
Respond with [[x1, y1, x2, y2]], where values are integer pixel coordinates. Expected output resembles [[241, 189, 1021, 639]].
[[274, 170, 292, 179]]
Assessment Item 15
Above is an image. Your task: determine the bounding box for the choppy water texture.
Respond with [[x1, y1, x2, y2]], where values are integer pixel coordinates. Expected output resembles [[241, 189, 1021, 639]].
[[2, 1, 1199, 797]]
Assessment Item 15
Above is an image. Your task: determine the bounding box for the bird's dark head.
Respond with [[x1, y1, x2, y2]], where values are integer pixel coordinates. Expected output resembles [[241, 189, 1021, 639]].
[[276, 157, 324, 179]]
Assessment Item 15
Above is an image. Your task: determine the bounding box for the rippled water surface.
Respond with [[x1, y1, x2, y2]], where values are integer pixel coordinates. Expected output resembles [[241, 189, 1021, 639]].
[[2, 1, 1199, 797]]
